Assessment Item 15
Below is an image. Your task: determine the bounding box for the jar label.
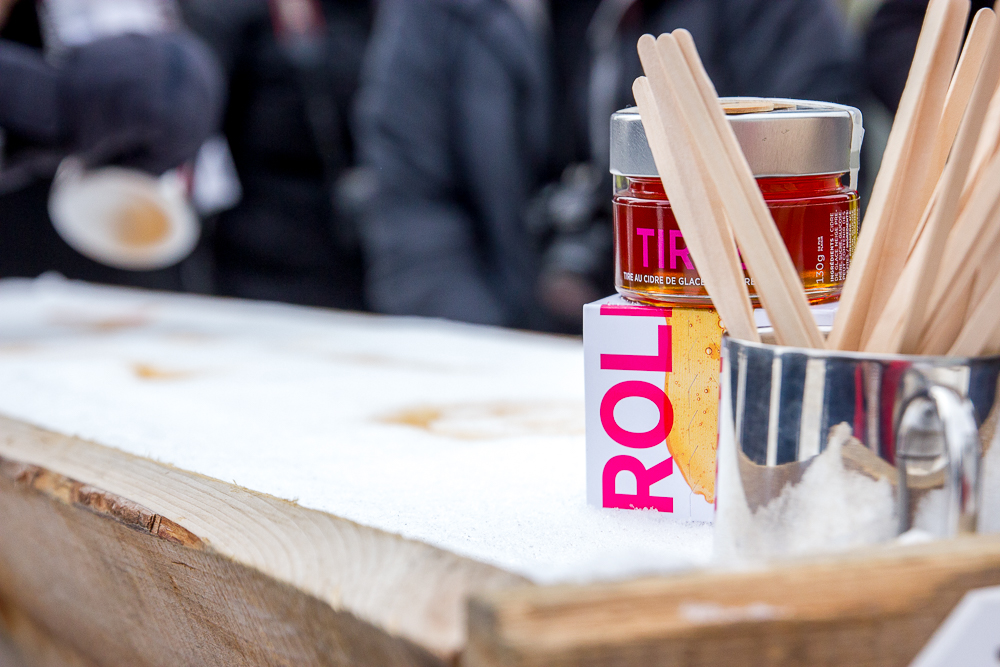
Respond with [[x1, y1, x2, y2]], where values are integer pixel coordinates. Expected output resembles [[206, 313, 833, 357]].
[[614, 192, 859, 306]]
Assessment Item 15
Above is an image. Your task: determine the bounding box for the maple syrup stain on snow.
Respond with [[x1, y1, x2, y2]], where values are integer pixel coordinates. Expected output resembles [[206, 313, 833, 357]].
[[50, 313, 150, 332], [324, 351, 459, 373], [132, 363, 196, 381], [386, 406, 441, 430], [380, 402, 584, 440]]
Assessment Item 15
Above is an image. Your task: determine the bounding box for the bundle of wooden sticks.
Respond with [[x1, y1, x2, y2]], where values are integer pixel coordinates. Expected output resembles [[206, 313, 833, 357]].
[[636, 0, 1000, 357]]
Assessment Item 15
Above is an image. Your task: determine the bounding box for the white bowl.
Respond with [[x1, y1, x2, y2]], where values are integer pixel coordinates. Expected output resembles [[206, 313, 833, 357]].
[[49, 158, 200, 271]]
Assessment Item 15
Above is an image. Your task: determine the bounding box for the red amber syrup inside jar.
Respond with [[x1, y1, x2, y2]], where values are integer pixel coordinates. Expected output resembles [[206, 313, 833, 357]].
[[613, 174, 858, 306]]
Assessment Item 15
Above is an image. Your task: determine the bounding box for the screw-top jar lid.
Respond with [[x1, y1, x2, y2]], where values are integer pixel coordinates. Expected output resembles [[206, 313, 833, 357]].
[[611, 98, 864, 189]]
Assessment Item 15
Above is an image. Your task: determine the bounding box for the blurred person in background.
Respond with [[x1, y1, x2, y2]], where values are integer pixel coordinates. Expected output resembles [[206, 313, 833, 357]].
[[354, 0, 857, 333], [0, 0, 224, 289], [866, 0, 993, 113], [180, 0, 372, 309]]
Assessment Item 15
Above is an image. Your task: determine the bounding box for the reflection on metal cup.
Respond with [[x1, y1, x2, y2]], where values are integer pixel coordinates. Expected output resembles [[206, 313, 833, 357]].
[[715, 336, 1000, 563]]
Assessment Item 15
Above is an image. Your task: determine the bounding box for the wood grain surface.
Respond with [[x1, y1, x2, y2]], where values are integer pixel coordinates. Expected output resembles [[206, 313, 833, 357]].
[[5, 403, 1000, 666], [0, 415, 525, 666], [0, 596, 97, 667], [2, 282, 1000, 665], [465, 535, 1000, 667]]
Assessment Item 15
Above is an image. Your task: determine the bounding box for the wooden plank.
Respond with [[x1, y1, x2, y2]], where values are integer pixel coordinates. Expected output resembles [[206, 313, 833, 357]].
[[0, 279, 712, 661], [0, 598, 97, 667], [465, 536, 1000, 667], [0, 629, 23, 667], [0, 416, 526, 666]]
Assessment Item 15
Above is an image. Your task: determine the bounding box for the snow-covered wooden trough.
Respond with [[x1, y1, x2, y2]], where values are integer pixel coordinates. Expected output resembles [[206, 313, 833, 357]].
[[1, 278, 999, 667], [0, 277, 713, 666]]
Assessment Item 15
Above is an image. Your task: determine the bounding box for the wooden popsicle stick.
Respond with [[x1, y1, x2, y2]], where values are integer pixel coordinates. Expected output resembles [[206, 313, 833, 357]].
[[907, 70, 998, 261], [631, 75, 759, 342], [923, 9, 996, 196], [964, 193, 1000, 327], [983, 326, 1000, 356], [905, 181, 939, 259], [720, 99, 774, 115], [968, 230, 1000, 312], [943, 281, 973, 349], [919, 201, 1000, 354], [866, 6, 1000, 354], [910, 12, 996, 256], [982, 283, 1000, 355], [827, 0, 968, 351], [961, 76, 1000, 210], [666, 31, 825, 349], [918, 97, 1000, 354], [949, 262, 1000, 356], [921, 149, 1000, 332], [861, 0, 970, 347], [864, 239, 922, 352]]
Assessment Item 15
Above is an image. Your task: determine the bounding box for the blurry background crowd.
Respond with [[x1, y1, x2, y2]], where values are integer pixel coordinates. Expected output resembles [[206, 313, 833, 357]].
[[0, 0, 986, 333]]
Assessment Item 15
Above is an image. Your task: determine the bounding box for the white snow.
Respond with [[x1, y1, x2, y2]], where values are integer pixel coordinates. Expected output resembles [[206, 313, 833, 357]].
[[0, 275, 711, 583], [716, 422, 898, 562]]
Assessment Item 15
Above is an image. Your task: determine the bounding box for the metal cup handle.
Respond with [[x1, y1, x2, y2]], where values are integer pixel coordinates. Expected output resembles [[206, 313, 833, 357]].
[[897, 385, 981, 537]]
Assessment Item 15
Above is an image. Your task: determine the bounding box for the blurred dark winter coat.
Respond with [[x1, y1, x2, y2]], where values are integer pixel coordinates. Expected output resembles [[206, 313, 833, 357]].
[[355, 0, 856, 330], [182, 0, 372, 309]]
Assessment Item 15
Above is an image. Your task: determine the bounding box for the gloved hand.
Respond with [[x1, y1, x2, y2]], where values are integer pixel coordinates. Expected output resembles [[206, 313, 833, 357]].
[[60, 31, 224, 174], [0, 29, 224, 188]]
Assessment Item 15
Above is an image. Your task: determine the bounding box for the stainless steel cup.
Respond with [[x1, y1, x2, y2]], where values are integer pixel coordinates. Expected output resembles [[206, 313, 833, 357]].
[[715, 336, 1000, 562]]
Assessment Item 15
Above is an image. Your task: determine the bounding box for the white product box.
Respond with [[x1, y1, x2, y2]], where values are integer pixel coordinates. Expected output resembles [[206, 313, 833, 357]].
[[584, 295, 837, 522]]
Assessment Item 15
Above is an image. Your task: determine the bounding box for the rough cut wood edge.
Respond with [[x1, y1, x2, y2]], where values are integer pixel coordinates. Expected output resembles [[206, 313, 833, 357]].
[[0, 457, 203, 549], [0, 466, 446, 667], [0, 414, 527, 664], [464, 535, 1000, 667]]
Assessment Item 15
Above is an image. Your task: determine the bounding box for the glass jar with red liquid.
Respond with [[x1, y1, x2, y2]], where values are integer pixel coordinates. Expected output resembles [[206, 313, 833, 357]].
[[611, 99, 863, 307]]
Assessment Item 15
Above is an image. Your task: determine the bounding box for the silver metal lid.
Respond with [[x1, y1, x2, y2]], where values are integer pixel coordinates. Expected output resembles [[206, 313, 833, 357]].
[[611, 98, 864, 188]]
